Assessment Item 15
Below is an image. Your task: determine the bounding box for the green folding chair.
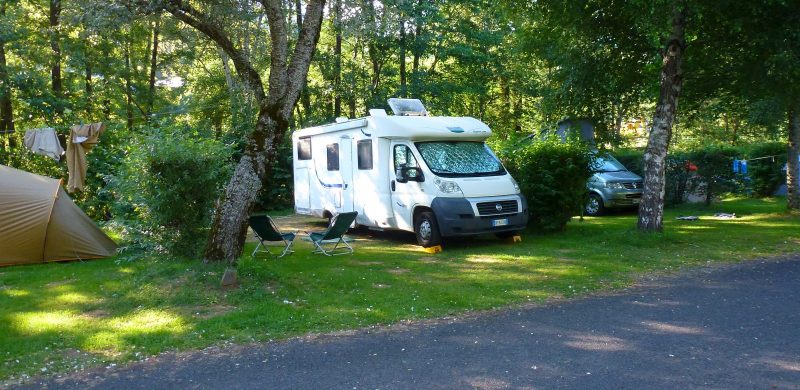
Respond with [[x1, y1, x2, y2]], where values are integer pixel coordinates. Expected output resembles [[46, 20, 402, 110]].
[[249, 215, 297, 258], [305, 211, 358, 256]]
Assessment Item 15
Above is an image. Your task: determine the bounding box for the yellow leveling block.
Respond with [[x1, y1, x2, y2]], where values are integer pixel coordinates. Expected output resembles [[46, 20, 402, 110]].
[[423, 245, 443, 254]]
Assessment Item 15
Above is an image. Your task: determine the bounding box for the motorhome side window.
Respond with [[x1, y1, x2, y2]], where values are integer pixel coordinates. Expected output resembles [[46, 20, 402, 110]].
[[357, 140, 373, 170], [326, 143, 339, 171], [393, 144, 420, 179], [298, 137, 312, 160]]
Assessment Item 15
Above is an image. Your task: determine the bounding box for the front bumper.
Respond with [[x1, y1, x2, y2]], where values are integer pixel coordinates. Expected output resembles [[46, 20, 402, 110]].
[[598, 188, 643, 208], [431, 195, 528, 237]]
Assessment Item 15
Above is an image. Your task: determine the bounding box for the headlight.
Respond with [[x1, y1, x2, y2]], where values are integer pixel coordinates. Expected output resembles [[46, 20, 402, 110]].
[[605, 182, 625, 189], [434, 178, 463, 195], [510, 176, 521, 194]]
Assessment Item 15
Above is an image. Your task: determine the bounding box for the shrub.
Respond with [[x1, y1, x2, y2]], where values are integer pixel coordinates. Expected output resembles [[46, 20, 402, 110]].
[[113, 129, 231, 258], [685, 145, 742, 204], [500, 136, 594, 231], [745, 142, 787, 197]]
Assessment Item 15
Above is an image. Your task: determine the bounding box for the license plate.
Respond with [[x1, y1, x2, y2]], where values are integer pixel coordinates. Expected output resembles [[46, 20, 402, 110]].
[[492, 218, 509, 227]]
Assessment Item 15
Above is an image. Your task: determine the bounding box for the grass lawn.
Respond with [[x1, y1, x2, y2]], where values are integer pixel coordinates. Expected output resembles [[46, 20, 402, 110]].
[[1, 197, 799, 383]]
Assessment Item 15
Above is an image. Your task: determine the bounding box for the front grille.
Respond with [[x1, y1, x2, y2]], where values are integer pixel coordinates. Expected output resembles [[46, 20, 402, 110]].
[[476, 200, 519, 216], [623, 182, 643, 190]]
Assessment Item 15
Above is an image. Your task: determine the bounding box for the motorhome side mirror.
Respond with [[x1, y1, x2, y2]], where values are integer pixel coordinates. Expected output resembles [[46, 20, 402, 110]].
[[402, 167, 424, 182]]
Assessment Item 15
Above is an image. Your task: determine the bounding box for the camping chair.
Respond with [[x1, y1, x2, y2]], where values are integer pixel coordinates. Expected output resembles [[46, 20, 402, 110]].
[[305, 211, 358, 256], [249, 215, 297, 258]]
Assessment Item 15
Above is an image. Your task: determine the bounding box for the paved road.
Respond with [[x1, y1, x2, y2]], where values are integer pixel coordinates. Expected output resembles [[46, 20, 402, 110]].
[[23, 257, 800, 389]]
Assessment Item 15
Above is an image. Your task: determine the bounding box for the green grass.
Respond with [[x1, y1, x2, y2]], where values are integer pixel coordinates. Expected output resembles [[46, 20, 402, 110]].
[[1, 197, 799, 383]]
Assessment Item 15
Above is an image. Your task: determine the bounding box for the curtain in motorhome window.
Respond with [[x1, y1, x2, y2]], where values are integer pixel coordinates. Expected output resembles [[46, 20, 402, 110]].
[[357, 140, 373, 170], [298, 137, 312, 160], [326, 143, 340, 171]]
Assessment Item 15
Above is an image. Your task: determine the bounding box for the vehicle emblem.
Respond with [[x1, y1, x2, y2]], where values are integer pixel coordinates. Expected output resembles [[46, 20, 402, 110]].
[[495, 204, 503, 212]]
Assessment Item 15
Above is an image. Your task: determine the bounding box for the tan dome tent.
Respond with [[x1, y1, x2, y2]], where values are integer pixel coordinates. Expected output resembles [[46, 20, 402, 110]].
[[0, 165, 117, 266]]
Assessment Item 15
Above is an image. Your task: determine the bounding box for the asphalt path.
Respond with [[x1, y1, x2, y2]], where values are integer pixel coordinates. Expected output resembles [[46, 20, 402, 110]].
[[21, 257, 800, 389]]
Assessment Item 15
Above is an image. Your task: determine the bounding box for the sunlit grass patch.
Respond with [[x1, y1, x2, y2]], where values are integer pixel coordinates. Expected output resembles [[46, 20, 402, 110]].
[[0, 197, 798, 384]]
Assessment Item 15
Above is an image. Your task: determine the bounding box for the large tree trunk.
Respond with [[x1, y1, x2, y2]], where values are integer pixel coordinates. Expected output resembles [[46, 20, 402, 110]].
[[637, 5, 686, 232], [788, 102, 800, 210], [0, 0, 14, 134], [50, 0, 63, 118], [169, 0, 326, 263]]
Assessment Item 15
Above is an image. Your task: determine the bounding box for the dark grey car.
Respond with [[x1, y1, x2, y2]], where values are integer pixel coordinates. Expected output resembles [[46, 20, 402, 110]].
[[585, 155, 643, 216]]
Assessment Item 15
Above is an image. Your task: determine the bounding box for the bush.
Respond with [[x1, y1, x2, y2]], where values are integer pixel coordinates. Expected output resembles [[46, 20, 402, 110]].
[[685, 145, 742, 204], [745, 142, 787, 197], [500, 136, 594, 231], [113, 130, 231, 258]]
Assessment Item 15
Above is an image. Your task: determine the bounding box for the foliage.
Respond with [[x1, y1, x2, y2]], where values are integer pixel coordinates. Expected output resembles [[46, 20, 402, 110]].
[[613, 143, 788, 204], [1, 197, 798, 383], [744, 142, 788, 197], [685, 145, 742, 205], [253, 133, 294, 212], [499, 136, 593, 231], [113, 128, 231, 258]]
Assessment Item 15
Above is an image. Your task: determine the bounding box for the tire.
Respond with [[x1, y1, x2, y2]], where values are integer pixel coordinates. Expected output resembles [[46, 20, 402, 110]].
[[495, 231, 518, 239], [585, 193, 604, 216], [414, 211, 442, 247]]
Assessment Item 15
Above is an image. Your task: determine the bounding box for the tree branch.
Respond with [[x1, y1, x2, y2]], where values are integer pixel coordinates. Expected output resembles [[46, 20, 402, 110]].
[[258, 0, 290, 109], [283, 0, 325, 117], [163, 0, 265, 102]]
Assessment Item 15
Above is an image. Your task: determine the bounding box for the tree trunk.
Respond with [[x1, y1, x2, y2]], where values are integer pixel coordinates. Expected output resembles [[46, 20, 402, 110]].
[[84, 60, 93, 116], [788, 102, 800, 210], [50, 0, 63, 119], [637, 4, 686, 232], [333, 0, 342, 117], [399, 20, 406, 97], [124, 39, 134, 131], [181, 0, 326, 263], [0, 1, 14, 134], [349, 40, 357, 118], [147, 17, 160, 119], [203, 110, 282, 262]]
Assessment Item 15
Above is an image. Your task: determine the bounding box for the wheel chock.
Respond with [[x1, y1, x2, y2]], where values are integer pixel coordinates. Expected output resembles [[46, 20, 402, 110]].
[[423, 245, 443, 254], [509, 235, 522, 243]]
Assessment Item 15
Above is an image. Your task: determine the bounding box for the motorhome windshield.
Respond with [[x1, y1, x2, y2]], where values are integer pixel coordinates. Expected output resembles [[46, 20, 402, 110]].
[[595, 155, 627, 172], [415, 141, 505, 177]]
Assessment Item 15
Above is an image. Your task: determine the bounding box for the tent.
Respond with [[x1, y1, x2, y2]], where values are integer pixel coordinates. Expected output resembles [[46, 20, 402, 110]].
[[0, 165, 117, 266]]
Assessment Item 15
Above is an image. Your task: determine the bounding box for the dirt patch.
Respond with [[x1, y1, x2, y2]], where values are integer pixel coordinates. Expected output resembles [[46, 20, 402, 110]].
[[386, 268, 410, 275], [351, 261, 384, 266], [45, 279, 77, 288], [186, 305, 237, 320]]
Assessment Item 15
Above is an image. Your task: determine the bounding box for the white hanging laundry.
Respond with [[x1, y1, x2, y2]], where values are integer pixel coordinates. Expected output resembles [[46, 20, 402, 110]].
[[23, 128, 65, 161]]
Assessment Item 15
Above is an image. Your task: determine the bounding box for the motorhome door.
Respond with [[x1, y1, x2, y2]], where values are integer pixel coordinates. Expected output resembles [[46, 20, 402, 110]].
[[339, 136, 354, 212], [390, 142, 420, 231]]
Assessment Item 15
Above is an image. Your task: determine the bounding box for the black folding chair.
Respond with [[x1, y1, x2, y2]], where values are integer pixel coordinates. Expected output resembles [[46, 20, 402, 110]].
[[249, 215, 297, 258], [305, 211, 358, 256]]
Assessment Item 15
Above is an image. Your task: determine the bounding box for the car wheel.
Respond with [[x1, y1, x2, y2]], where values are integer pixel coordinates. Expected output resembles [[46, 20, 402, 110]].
[[415, 211, 442, 247], [585, 193, 604, 216]]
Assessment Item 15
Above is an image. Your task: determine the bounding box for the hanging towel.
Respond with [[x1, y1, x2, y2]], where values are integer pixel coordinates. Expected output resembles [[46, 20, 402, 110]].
[[23, 128, 64, 161], [66, 122, 106, 192]]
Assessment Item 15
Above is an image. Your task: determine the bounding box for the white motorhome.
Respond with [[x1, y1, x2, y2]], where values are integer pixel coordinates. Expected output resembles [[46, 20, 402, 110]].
[[292, 99, 528, 247]]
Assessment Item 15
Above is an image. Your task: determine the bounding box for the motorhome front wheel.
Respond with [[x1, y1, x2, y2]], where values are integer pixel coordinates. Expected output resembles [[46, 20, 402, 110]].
[[415, 211, 442, 247]]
